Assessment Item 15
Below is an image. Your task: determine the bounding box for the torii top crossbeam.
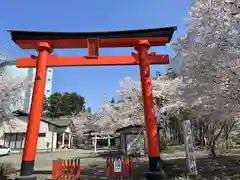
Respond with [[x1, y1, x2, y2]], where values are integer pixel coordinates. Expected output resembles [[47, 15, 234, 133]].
[[9, 26, 176, 49], [9, 27, 176, 68]]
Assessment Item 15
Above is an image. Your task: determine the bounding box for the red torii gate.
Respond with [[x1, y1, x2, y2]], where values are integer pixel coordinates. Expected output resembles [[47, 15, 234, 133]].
[[9, 27, 176, 180]]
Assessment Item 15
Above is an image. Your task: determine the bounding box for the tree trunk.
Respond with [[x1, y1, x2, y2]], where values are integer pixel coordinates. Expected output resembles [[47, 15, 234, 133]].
[[225, 132, 229, 149], [174, 128, 178, 142], [199, 124, 204, 148], [209, 119, 227, 156], [163, 128, 167, 141], [224, 126, 229, 149], [210, 143, 216, 156], [207, 138, 216, 156], [177, 119, 183, 144], [170, 129, 173, 141]]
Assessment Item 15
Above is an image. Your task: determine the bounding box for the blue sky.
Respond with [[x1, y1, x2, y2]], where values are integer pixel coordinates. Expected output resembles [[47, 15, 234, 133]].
[[0, 0, 190, 112]]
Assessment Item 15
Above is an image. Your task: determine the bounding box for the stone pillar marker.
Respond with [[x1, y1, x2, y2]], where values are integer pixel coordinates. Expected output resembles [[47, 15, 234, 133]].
[[182, 120, 198, 175]]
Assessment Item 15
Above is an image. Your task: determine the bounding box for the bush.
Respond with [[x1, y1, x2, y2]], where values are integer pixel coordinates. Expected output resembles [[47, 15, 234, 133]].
[[170, 139, 182, 146], [0, 162, 17, 177], [231, 134, 240, 145], [160, 139, 169, 152]]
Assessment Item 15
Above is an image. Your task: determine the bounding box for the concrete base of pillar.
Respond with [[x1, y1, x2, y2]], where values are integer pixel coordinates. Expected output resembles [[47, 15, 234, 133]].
[[15, 175, 36, 180], [146, 157, 166, 180]]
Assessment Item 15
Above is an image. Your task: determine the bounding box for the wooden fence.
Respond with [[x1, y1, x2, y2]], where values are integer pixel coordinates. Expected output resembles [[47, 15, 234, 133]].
[[106, 156, 132, 179], [52, 155, 132, 179], [52, 158, 80, 180]]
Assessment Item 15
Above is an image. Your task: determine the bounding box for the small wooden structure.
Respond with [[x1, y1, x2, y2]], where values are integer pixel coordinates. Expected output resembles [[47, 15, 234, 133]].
[[116, 125, 147, 156]]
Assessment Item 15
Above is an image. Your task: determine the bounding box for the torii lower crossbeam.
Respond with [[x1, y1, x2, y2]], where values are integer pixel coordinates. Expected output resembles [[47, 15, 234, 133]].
[[16, 54, 169, 67]]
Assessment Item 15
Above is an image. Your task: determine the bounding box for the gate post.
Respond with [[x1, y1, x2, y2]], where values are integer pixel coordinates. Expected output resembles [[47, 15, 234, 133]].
[[135, 40, 164, 180], [16, 42, 52, 180]]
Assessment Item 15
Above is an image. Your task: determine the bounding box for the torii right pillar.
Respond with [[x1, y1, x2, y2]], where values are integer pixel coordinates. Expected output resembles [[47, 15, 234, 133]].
[[136, 40, 165, 180]]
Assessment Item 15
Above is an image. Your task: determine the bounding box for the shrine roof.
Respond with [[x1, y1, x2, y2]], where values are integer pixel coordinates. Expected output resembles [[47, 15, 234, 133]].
[[8, 26, 177, 49]]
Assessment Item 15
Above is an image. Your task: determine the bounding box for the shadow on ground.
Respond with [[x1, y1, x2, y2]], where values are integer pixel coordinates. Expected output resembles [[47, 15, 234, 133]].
[[97, 150, 124, 158], [33, 170, 52, 175], [79, 155, 240, 180], [165, 155, 240, 180], [31, 154, 240, 180]]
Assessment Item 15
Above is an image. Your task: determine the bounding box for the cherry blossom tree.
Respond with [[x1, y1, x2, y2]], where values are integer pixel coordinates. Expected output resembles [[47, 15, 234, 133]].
[[152, 75, 183, 114], [71, 75, 182, 151], [91, 76, 182, 133], [0, 52, 31, 136], [172, 0, 240, 155], [70, 111, 101, 148]]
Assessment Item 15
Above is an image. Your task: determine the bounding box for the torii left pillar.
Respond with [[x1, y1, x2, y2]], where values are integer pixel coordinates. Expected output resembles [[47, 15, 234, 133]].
[[16, 42, 52, 180]]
